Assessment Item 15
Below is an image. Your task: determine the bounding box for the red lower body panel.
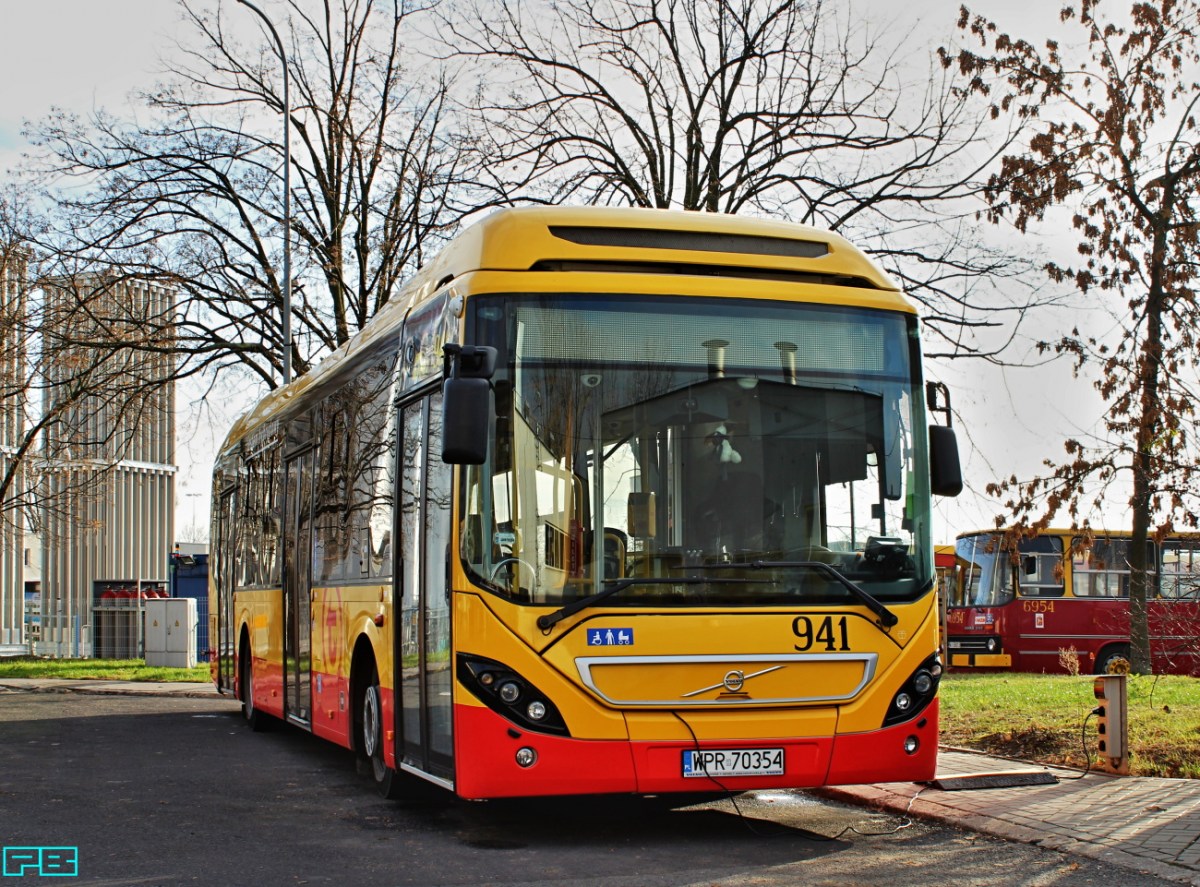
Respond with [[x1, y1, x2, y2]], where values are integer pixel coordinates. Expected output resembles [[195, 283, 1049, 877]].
[[825, 699, 939, 785], [242, 657, 285, 720], [452, 699, 939, 800], [629, 736, 832, 795], [310, 670, 351, 748], [453, 704, 639, 799]]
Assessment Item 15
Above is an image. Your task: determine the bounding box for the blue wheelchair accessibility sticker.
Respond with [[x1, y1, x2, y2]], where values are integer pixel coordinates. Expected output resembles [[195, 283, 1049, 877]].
[[587, 628, 633, 646]]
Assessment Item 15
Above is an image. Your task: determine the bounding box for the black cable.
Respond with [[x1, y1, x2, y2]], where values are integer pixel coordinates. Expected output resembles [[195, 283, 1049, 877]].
[[671, 711, 749, 822], [1057, 709, 1097, 780]]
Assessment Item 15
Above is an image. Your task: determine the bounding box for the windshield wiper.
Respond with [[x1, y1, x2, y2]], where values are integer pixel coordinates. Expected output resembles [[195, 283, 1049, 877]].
[[702, 560, 899, 629], [536, 576, 772, 631]]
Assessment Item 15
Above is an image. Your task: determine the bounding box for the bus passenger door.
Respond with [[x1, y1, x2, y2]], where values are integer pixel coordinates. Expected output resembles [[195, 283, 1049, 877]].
[[396, 388, 454, 782], [284, 448, 314, 725], [215, 489, 237, 693]]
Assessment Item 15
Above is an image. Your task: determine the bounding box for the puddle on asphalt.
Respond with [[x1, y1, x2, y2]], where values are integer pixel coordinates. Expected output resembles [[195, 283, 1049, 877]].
[[744, 790, 827, 807]]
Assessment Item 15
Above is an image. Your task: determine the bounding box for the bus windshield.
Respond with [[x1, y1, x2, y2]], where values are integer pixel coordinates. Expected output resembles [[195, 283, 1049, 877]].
[[461, 293, 933, 607], [955, 533, 1016, 607], [954, 532, 1066, 606]]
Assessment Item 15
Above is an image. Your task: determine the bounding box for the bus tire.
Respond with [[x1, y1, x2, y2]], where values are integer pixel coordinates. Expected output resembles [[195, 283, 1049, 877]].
[[1095, 644, 1131, 675], [239, 638, 271, 732], [360, 665, 402, 799]]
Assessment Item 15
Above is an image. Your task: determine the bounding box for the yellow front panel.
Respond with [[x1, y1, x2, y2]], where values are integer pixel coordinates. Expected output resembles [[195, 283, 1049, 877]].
[[459, 585, 937, 741]]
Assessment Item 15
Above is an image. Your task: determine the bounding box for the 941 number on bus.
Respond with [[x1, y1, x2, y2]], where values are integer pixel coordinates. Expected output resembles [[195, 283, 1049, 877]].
[[792, 615, 850, 652]]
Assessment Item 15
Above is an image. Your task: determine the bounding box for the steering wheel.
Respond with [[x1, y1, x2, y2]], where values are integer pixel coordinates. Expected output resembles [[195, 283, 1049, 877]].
[[490, 557, 536, 582]]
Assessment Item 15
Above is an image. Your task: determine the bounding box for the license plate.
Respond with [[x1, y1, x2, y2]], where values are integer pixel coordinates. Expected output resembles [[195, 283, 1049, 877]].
[[682, 747, 784, 778]]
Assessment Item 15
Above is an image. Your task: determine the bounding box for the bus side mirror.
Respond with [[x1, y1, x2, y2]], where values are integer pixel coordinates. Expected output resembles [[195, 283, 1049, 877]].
[[442, 345, 497, 465], [929, 424, 963, 497]]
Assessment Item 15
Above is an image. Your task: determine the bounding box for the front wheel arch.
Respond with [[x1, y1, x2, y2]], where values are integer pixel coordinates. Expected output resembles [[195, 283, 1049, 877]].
[[238, 626, 271, 731], [1095, 643, 1132, 675], [350, 635, 402, 799]]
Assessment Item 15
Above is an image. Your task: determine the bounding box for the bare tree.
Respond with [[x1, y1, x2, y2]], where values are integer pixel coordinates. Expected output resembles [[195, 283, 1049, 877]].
[[26, 0, 473, 388], [0, 190, 35, 543], [947, 0, 1200, 673], [0, 189, 175, 542], [438, 0, 1042, 358]]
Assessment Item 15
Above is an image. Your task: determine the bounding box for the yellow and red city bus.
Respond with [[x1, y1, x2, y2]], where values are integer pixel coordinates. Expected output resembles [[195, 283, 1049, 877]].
[[209, 206, 963, 800], [947, 529, 1200, 675]]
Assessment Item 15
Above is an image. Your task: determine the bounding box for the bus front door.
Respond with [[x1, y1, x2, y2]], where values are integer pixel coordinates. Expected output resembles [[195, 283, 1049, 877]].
[[396, 388, 454, 783]]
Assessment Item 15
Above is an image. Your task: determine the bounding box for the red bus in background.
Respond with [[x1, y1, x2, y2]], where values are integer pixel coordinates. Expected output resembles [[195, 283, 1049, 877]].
[[946, 529, 1200, 676], [935, 544, 955, 649], [934, 545, 956, 590]]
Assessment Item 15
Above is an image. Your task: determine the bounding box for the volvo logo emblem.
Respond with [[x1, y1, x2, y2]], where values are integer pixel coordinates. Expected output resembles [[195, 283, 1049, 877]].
[[681, 664, 786, 699]]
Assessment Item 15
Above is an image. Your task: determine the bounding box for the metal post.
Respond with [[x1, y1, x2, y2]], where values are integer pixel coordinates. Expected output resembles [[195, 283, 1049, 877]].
[[236, 0, 293, 385], [1093, 674, 1129, 775]]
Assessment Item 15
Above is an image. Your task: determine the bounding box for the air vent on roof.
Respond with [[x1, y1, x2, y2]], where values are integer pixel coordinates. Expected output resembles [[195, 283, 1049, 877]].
[[529, 259, 878, 289], [549, 225, 829, 259]]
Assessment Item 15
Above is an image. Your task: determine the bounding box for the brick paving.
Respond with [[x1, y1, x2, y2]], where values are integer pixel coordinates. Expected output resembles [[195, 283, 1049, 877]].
[[819, 747, 1200, 886]]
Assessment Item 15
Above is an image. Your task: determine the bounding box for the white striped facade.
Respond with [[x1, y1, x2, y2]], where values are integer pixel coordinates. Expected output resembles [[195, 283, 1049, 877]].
[[0, 249, 26, 646], [36, 276, 176, 657]]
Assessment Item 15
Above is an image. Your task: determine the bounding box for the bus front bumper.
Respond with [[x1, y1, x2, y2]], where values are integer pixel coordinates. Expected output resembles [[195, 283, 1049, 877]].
[[450, 700, 939, 800]]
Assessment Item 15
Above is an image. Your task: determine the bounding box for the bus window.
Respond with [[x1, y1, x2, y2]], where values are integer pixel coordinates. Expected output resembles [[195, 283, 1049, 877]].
[[1160, 539, 1200, 600], [1072, 537, 1153, 598], [1015, 535, 1064, 598]]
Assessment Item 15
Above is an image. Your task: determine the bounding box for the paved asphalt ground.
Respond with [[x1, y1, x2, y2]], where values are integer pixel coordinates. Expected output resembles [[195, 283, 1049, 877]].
[[2, 678, 1198, 885]]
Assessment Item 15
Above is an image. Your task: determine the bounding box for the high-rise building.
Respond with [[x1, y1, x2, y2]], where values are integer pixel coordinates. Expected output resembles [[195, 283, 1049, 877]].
[[37, 275, 176, 657], [0, 247, 27, 648]]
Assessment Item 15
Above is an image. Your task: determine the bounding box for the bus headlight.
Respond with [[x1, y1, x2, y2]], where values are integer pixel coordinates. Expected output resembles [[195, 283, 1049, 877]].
[[457, 653, 570, 736], [498, 681, 521, 703], [883, 654, 942, 727]]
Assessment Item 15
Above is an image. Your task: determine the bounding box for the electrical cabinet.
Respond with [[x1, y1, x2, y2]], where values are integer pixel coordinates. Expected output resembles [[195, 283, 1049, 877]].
[[145, 598, 198, 668]]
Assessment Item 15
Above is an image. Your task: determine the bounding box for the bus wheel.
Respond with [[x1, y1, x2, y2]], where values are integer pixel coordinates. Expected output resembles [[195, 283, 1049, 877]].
[[1095, 645, 1131, 675], [361, 670, 402, 799], [239, 643, 271, 732]]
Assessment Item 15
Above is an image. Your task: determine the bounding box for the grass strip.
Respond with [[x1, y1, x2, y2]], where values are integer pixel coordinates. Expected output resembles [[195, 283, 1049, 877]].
[[939, 672, 1200, 779], [0, 657, 210, 684]]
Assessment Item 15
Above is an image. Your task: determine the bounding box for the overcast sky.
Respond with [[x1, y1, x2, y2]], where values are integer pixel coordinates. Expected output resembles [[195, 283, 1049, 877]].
[[0, 0, 1117, 541]]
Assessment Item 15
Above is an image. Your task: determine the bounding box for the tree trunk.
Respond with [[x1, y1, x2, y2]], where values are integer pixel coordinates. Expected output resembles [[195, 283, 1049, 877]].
[[1128, 230, 1169, 676]]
